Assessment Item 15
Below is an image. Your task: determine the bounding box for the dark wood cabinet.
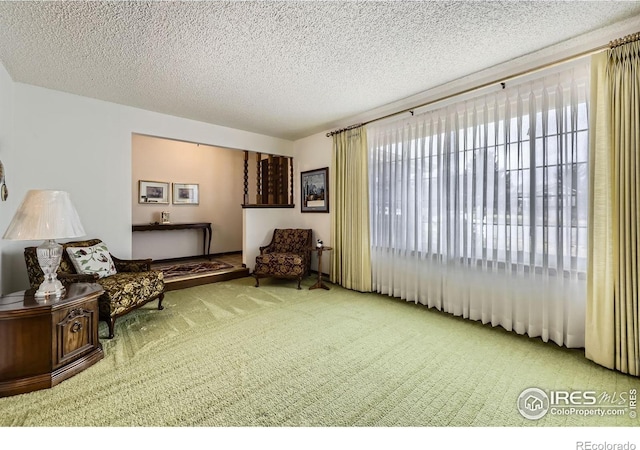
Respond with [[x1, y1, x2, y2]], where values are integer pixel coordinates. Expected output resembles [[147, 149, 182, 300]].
[[0, 283, 104, 397]]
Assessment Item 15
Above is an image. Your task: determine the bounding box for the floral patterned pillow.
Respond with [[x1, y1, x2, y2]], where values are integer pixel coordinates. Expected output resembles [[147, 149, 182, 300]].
[[66, 243, 117, 278]]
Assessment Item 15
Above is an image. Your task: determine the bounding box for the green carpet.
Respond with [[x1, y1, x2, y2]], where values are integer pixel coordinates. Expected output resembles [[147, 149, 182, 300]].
[[0, 276, 637, 427]]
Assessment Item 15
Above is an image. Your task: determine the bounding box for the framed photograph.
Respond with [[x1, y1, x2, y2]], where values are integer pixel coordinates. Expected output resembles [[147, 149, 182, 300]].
[[139, 180, 169, 204], [173, 183, 199, 205], [301, 167, 329, 213]]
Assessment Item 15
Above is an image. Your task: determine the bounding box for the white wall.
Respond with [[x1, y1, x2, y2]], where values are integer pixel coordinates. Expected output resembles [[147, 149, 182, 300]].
[[292, 131, 333, 274], [0, 62, 15, 293], [241, 131, 334, 274], [241, 131, 333, 274], [131, 135, 244, 259], [0, 68, 333, 292], [242, 208, 295, 272], [0, 74, 293, 294]]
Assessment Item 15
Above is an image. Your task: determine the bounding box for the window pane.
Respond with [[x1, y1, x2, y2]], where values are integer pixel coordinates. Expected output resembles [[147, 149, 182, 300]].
[[369, 63, 589, 278]]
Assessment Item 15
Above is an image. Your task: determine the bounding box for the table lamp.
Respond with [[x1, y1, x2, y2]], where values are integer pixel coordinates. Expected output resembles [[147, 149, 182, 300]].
[[3, 190, 86, 299]]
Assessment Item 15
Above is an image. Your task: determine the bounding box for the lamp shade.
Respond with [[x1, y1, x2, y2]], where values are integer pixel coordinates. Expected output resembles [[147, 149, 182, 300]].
[[3, 190, 86, 240]]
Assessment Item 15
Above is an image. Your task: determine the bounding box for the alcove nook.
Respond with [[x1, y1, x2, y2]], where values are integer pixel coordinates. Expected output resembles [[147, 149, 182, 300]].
[[131, 134, 249, 289]]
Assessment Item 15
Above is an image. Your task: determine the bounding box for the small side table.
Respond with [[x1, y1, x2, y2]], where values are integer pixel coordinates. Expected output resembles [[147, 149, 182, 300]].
[[309, 246, 333, 290]]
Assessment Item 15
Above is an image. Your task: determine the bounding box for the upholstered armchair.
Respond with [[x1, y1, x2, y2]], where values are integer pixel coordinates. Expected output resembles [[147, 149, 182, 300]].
[[253, 228, 312, 289], [24, 239, 165, 339]]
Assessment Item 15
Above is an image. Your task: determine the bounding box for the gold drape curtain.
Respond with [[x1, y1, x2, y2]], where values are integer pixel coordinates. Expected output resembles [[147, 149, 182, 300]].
[[330, 127, 372, 292], [587, 39, 640, 376]]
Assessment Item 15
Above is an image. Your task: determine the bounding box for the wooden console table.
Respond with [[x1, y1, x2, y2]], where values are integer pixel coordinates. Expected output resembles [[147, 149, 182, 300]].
[[132, 222, 212, 257], [0, 283, 104, 397], [309, 246, 332, 290]]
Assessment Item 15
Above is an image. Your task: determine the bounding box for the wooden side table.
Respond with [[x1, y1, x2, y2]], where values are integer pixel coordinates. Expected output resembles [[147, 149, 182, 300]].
[[309, 246, 332, 290], [132, 222, 213, 258], [0, 283, 104, 397]]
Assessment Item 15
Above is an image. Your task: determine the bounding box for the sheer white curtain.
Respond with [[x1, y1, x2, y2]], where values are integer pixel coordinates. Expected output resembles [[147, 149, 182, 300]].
[[368, 62, 589, 348]]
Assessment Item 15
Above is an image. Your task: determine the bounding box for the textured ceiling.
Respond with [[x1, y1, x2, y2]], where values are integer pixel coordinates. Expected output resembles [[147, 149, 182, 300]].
[[0, 1, 639, 140]]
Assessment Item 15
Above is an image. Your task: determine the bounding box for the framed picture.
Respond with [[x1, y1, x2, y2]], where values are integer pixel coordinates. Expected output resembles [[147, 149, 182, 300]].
[[173, 183, 199, 205], [301, 167, 329, 213], [138, 180, 169, 204]]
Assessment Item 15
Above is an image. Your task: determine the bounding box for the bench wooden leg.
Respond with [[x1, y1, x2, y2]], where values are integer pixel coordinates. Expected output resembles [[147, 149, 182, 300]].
[[107, 318, 116, 339], [157, 293, 165, 310]]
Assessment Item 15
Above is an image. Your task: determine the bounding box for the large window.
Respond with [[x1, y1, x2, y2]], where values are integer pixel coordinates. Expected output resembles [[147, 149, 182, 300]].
[[368, 62, 589, 348]]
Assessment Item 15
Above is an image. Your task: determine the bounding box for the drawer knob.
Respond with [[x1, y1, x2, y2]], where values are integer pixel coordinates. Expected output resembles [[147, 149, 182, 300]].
[[71, 321, 83, 333]]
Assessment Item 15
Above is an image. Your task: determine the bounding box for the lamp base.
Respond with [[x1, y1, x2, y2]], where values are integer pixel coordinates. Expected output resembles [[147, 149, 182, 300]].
[[35, 239, 65, 299], [35, 279, 66, 299]]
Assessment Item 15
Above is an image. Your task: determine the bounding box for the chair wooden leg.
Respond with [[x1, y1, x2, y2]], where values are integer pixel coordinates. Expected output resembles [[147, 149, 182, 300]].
[[297, 278, 302, 290], [254, 275, 260, 287]]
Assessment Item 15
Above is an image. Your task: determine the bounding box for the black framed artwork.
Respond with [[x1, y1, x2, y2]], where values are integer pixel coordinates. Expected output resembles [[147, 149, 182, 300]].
[[301, 167, 329, 213]]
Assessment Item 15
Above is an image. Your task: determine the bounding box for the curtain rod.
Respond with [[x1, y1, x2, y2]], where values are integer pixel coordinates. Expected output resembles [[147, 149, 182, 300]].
[[326, 37, 627, 138], [609, 31, 640, 48]]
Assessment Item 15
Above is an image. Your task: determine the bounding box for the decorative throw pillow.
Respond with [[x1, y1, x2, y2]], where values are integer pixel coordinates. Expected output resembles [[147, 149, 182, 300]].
[[66, 243, 117, 278]]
